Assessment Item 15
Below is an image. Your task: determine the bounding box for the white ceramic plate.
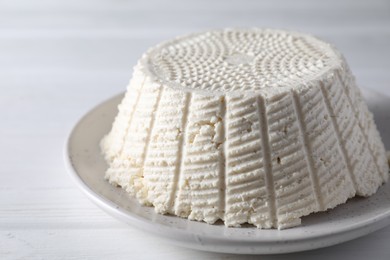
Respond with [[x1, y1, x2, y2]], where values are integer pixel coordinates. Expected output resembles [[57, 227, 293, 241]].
[[64, 88, 390, 255]]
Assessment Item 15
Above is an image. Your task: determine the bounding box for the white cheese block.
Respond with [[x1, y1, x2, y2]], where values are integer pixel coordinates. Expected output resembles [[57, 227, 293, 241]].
[[101, 28, 389, 229]]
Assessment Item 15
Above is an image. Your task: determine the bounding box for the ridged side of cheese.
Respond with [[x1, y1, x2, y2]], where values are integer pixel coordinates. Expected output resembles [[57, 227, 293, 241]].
[[142, 88, 189, 213], [339, 68, 389, 183], [324, 73, 384, 195], [104, 76, 161, 202], [174, 94, 224, 224], [295, 86, 355, 209], [267, 92, 318, 229], [102, 67, 389, 229], [225, 95, 272, 228]]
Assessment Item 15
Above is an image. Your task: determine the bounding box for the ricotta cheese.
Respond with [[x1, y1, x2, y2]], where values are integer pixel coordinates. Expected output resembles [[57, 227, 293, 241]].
[[101, 28, 389, 229]]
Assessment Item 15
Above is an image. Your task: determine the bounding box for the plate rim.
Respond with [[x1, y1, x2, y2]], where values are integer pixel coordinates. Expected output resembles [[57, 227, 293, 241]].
[[64, 88, 390, 254]]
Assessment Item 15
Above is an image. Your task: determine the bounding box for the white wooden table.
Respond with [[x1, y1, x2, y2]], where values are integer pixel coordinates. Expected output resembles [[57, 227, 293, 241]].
[[1, 0, 390, 259]]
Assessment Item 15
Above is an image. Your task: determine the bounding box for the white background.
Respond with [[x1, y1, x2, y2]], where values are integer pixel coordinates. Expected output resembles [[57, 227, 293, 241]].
[[1, 0, 390, 259]]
